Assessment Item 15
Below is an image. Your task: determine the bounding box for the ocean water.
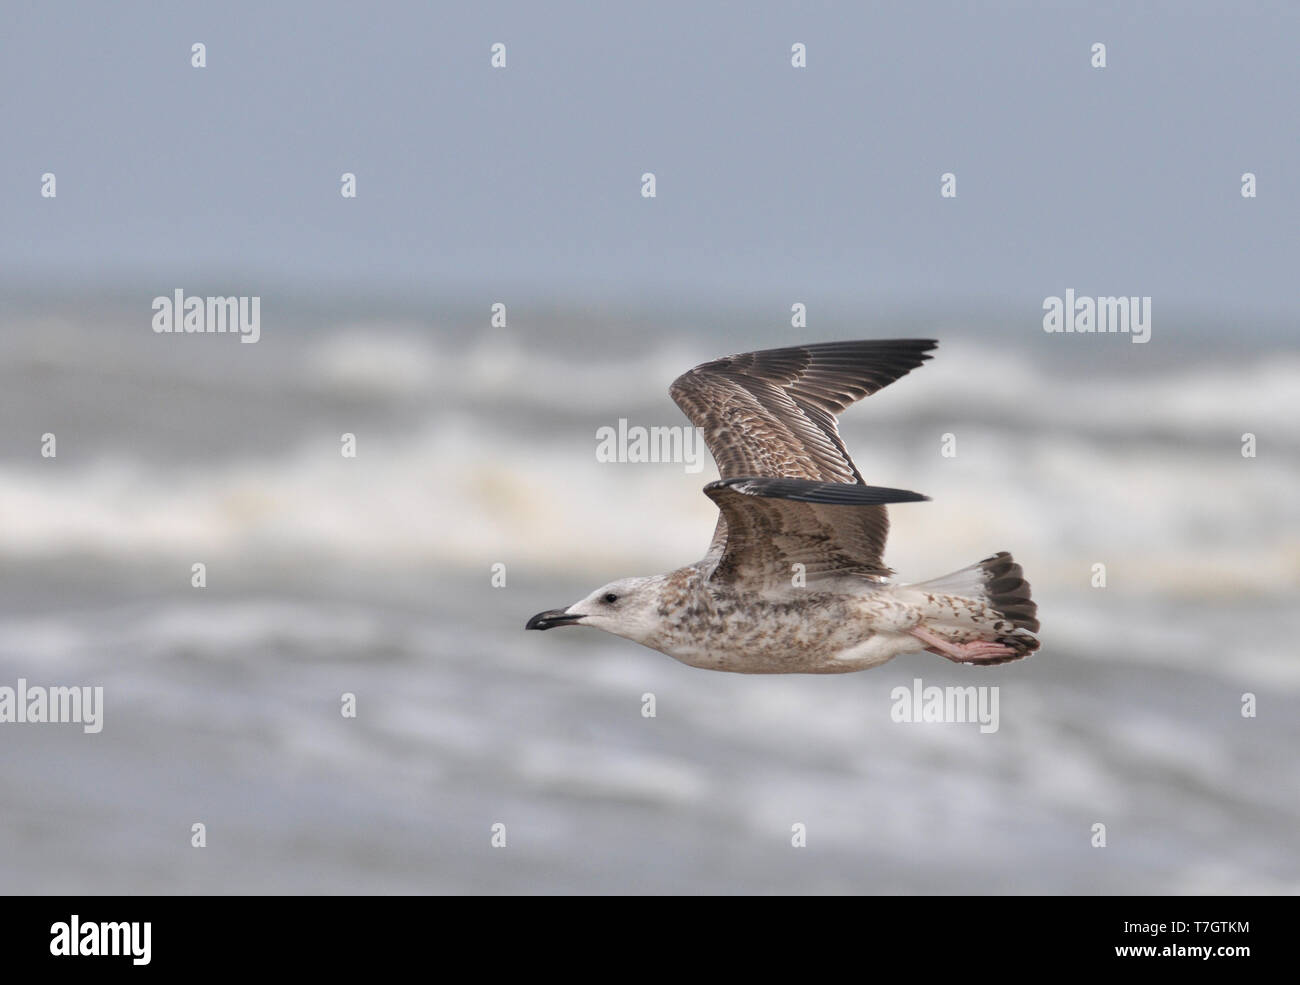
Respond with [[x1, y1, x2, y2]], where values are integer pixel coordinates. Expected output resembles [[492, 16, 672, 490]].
[[1, 297, 1297, 893]]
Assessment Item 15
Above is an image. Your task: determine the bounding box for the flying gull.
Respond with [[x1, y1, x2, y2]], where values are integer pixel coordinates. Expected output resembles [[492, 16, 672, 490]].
[[526, 340, 1039, 673]]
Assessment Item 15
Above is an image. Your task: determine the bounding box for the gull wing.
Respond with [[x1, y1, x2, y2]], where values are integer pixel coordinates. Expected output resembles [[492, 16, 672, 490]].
[[670, 339, 936, 573], [703, 477, 930, 585], [670, 339, 936, 483]]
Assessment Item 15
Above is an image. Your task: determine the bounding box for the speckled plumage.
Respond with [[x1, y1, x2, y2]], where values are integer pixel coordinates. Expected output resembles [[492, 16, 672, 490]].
[[526, 340, 1041, 672]]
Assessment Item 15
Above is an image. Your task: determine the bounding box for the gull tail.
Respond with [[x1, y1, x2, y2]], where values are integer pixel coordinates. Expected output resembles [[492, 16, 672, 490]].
[[910, 552, 1040, 663]]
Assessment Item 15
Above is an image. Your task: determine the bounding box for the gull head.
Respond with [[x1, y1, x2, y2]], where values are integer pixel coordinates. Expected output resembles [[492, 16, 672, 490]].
[[525, 575, 667, 645]]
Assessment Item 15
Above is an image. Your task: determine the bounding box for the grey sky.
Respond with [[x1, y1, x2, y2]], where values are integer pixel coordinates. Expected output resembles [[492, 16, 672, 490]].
[[2, 1, 1296, 318]]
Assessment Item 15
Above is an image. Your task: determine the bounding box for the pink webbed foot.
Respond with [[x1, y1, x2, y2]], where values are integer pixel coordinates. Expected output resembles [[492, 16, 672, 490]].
[[910, 626, 1017, 664]]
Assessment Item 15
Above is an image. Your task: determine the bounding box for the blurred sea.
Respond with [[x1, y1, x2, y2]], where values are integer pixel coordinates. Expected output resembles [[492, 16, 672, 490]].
[[1, 293, 1297, 893]]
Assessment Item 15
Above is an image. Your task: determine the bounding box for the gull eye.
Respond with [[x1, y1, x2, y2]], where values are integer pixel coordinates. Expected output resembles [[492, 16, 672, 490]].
[[603, 593, 619, 604]]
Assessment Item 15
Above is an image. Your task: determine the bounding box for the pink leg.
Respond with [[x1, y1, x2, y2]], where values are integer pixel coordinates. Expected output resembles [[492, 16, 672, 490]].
[[910, 626, 1016, 664]]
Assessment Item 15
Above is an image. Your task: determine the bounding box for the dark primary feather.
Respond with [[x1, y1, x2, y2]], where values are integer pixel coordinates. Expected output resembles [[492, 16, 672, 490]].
[[671, 339, 937, 574], [714, 476, 929, 506]]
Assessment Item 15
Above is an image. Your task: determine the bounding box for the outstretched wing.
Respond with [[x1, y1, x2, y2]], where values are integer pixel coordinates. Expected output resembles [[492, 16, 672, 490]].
[[670, 339, 936, 483], [704, 477, 929, 586], [670, 339, 936, 572]]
